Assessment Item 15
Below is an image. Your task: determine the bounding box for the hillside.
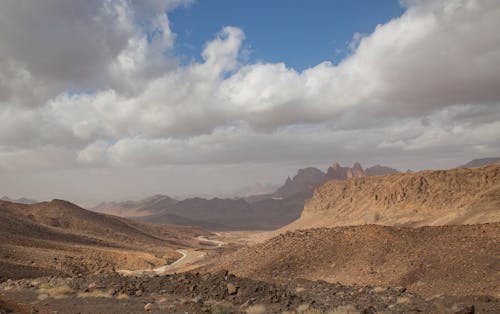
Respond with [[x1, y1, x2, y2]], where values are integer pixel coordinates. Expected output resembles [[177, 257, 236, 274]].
[[213, 223, 500, 299], [0, 200, 208, 280], [285, 163, 500, 230]]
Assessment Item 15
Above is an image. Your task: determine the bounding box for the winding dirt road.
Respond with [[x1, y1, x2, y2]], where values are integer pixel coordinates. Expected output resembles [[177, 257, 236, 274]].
[[118, 235, 225, 276]]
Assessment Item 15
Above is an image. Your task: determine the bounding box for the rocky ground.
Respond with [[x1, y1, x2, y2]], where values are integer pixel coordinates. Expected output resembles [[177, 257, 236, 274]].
[[4, 270, 495, 314], [212, 223, 500, 300]]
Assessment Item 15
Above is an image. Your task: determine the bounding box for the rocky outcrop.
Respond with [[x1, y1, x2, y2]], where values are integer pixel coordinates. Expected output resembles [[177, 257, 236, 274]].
[[273, 167, 325, 198], [287, 163, 500, 229]]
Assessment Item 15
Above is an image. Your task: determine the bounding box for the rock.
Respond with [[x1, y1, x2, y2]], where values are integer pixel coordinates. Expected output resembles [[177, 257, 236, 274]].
[[372, 286, 386, 293], [87, 282, 96, 290], [192, 295, 203, 304], [144, 303, 153, 311], [227, 283, 238, 295], [396, 296, 411, 304], [135, 289, 143, 297], [451, 303, 475, 314]]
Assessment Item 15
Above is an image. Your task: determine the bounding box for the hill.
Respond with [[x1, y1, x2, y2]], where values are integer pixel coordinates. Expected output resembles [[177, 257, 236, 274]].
[[0, 200, 208, 280], [93, 194, 178, 217], [460, 157, 500, 168], [212, 223, 500, 299], [285, 163, 500, 230]]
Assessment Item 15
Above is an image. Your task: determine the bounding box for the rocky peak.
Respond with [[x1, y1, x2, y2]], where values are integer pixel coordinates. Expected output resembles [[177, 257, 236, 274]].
[[273, 167, 325, 198], [347, 162, 365, 178]]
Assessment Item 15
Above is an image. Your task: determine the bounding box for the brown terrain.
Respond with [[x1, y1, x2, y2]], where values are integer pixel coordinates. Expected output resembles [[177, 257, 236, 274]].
[[0, 199, 209, 281], [287, 163, 500, 230], [212, 224, 500, 299], [1, 160, 499, 313]]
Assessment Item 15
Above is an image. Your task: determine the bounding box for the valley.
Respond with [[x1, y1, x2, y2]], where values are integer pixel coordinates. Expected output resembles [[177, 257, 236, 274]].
[[1, 161, 499, 313]]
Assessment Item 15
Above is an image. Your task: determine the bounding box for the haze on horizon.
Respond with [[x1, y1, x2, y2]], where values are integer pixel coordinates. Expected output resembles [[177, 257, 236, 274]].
[[1, 0, 500, 205]]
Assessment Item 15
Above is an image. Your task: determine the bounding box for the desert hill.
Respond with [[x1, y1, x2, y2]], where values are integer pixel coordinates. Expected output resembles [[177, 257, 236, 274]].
[[460, 157, 500, 168], [285, 163, 500, 230], [213, 223, 499, 299], [0, 200, 208, 280]]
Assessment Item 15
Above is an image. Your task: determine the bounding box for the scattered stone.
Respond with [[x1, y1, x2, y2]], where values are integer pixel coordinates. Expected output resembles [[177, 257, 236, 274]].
[[192, 295, 203, 304], [451, 303, 475, 314], [227, 283, 238, 295], [372, 286, 386, 293], [397, 296, 411, 304], [144, 303, 153, 311]]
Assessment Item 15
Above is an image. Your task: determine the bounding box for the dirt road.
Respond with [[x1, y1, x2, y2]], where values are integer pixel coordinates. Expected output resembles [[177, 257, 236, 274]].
[[118, 235, 226, 276]]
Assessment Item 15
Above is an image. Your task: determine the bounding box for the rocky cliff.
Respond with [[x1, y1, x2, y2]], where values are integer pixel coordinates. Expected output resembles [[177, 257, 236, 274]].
[[285, 163, 500, 229]]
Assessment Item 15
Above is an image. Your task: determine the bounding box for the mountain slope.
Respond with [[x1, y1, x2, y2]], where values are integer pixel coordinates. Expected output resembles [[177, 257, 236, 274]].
[[213, 224, 499, 298], [0, 200, 208, 280], [286, 163, 500, 230]]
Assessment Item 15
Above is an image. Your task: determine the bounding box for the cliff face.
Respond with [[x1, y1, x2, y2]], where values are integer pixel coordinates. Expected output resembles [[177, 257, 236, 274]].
[[285, 163, 500, 230], [273, 167, 325, 198]]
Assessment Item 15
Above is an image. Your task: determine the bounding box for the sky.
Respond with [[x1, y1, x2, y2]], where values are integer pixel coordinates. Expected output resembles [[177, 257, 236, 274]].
[[0, 0, 499, 205]]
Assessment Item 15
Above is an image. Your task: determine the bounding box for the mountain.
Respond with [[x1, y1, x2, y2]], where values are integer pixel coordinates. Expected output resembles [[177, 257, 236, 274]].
[[365, 164, 399, 176], [460, 157, 500, 168], [0, 199, 207, 280], [0, 196, 37, 204], [324, 162, 364, 181], [96, 162, 400, 230], [272, 162, 399, 198], [93, 194, 178, 217], [138, 193, 309, 230], [285, 163, 500, 230], [272, 167, 325, 198]]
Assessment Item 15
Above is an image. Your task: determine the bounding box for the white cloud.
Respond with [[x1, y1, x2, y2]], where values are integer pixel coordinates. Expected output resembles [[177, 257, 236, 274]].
[[0, 0, 499, 190]]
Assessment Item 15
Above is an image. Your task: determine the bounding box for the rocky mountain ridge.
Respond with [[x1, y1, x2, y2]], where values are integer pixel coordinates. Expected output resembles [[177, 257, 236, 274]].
[[272, 162, 399, 198], [286, 163, 500, 230]]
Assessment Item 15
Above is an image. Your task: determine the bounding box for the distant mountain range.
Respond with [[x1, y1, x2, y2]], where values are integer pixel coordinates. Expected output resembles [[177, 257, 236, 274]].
[[0, 196, 37, 204], [272, 162, 399, 199], [459, 157, 500, 168], [93, 161, 399, 230], [93, 194, 178, 217]]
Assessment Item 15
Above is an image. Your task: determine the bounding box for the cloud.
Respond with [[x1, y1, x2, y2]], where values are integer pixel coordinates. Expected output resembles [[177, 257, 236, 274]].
[[0, 0, 500, 176]]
